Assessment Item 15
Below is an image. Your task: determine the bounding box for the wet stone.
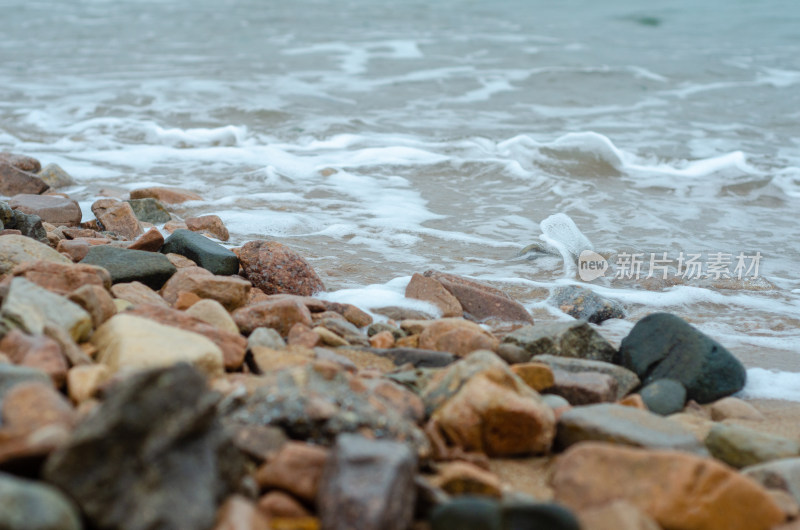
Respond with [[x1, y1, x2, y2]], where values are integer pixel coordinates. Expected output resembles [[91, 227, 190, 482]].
[[161, 229, 239, 276], [81, 245, 177, 289]]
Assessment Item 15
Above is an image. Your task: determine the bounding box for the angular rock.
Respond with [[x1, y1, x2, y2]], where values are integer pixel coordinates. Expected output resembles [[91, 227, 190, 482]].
[[127, 227, 164, 252], [238, 240, 325, 296], [418, 318, 498, 357], [316, 318, 369, 346], [550, 285, 625, 324], [161, 229, 239, 276], [317, 434, 416, 530], [430, 461, 502, 498], [186, 299, 239, 334], [186, 214, 229, 241], [639, 378, 686, 415], [130, 186, 203, 204], [0, 278, 92, 342], [81, 245, 177, 289], [556, 403, 708, 454], [92, 200, 143, 240], [255, 441, 329, 502], [532, 355, 640, 400], [2, 382, 76, 433], [67, 364, 111, 404], [7, 210, 48, 242], [424, 270, 532, 323], [247, 327, 286, 350], [0, 162, 49, 196], [547, 369, 618, 405], [616, 312, 746, 403], [510, 362, 555, 392], [0, 330, 67, 387], [67, 284, 117, 328], [551, 442, 785, 530], [126, 198, 171, 224], [160, 266, 251, 311], [8, 259, 111, 295], [705, 423, 800, 469], [37, 163, 76, 189], [44, 364, 245, 530], [92, 314, 225, 376], [0, 472, 82, 530], [228, 423, 288, 462], [233, 297, 313, 336], [503, 321, 616, 363], [0, 234, 70, 274], [110, 281, 169, 307], [0, 364, 52, 404], [0, 152, 41, 173], [8, 194, 81, 227], [742, 458, 800, 505], [405, 273, 463, 317], [55, 239, 90, 262]]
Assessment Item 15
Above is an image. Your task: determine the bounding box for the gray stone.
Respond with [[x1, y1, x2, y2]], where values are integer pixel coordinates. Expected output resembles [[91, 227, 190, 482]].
[[0, 234, 71, 275], [247, 327, 286, 350], [37, 163, 76, 189], [640, 378, 686, 415], [0, 472, 82, 530], [365, 347, 455, 368], [81, 245, 177, 289], [126, 198, 171, 224], [532, 354, 639, 400], [1, 278, 92, 342], [0, 201, 14, 227], [556, 403, 708, 455], [616, 312, 746, 404], [742, 458, 800, 505], [0, 364, 52, 407], [501, 501, 581, 530], [44, 364, 245, 530], [318, 434, 417, 530], [550, 285, 625, 324], [161, 229, 239, 276], [503, 321, 616, 363], [705, 423, 800, 469], [8, 210, 48, 242], [430, 497, 501, 530], [541, 393, 570, 410]]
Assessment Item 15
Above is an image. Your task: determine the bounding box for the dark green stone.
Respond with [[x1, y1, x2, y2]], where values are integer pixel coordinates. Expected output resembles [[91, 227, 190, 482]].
[[81, 245, 176, 289]]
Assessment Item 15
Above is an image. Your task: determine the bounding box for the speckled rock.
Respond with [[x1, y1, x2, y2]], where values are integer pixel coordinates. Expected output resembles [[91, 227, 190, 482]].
[[238, 240, 325, 296]]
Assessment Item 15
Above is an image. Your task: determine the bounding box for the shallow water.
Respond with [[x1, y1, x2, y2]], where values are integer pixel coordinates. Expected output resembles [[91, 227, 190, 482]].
[[2, 0, 799, 396]]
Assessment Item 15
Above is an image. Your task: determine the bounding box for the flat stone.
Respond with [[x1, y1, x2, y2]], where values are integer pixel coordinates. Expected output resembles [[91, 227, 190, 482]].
[[705, 423, 800, 469], [418, 318, 499, 357], [742, 458, 800, 506], [247, 327, 286, 350], [126, 198, 171, 224], [550, 285, 625, 324], [0, 330, 67, 387], [67, 284, 117, 329], [578, 500, 661, 530], [186, 214, 229, 241], [129, 186, 203, 204], [255, 442, 329, 502], [556, 403, 708, 454], [0, 163, 49, 196], [709, 397, 765, 421], [7, 259, 111, 295], [110, 281, 169, 307], [257, 491, 312, 519], [0, 472, 81, 530], [547, 369, 618, 405], [238, 240, 325, 296], [0, 364, 52, 405], [186, 299, 239, 334], [233, 297, 313, 336], [510, 362, 555, 392], [81, 245, 177, 289], [532, 355, 640, 400], [229, 423, 288, 462], [161, 229, 239, 276], [503, 321, 617, 363], [405, 273, 463, 317], [2, 381, 76, 433], [127, 227, 164, 252], [160, 266, 251, 311], [214, 496, 270, 530], [316, 318, 369, 346], [0, 152, 41, 173], [640, 378, 687, 415], [424, 270, 533, 323], [92, 200, 143, 240], [364, 347, 455, 368], [8, 194, 82, 227], [0, 234, 71, 275], [37, 163, 76, 189]]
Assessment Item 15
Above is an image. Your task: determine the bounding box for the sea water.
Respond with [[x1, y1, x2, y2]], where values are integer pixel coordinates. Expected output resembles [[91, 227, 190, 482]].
[[1, 0, 799, 399]]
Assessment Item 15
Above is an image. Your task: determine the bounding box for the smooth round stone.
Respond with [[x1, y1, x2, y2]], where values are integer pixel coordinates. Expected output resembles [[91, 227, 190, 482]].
[[640, 378, 687, 415]]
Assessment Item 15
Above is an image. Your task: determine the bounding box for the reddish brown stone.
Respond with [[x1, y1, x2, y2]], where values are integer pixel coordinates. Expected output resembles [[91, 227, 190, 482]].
[[231, 424, 288, 462], [110, 281, 170, 307], [287, 323, 321, 348], [258, 491, 312, 519], [0, 330, 68, 386], [318, 301, 373, 327], [233, 298, 313, 336], [430, 461, 503, 498], [406, 273, 463, 317], [56, 239, 90, 262], [163, 220, 189, 233], [238, 240, 325, 296], [2, 382, 76, 434], [67, 284, 117, 328], [128, 227, 164, 252], [0, 229, 22, 236], [255, 442, 330, 502], [9, 194, 82, 227], [418, 318, 499, 357], [126, 303, 247, 370], [165, 252, 197, 268], [7, 259, 111, 295], [61, 228, 103, 239], [130, 186, 203, 204], [369, 330, 395, 349], [0, 152, 41, 173], [186, 214, 229, 242], [0, 162, 49, 196], [160, 267, 251, 311], [548, 369, 619, 406], [174, 292, 203, 310], [93, 200, 143, 240], [424, 270, 533, 323]]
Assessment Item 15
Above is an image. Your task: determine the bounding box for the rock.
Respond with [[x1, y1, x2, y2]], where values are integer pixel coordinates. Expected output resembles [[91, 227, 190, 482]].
[[229, 362, 430, 456], [127, 227, 164, 252], [0, 472, 82, 530], [0, 152, 41, 173], [368, 347, 455, 368], [238, 240, 325, 296], [0, 162, 49, 196], [510, 362, 555, 392], [250, 345, 315, 373], [67, 364, 111, 404], [374, 306, 436, 321], [577, 500, 661, 530], [501, 502, 581, 530], [163, 219, 188, 233], [317, 434, 417, 530], [369, 330, 395, 348], [495, 343, 530, 364], [430, 497, 500, 530], [7, 210, 48, 242], [503, 321, 616, 363], [551, 442, 785, 530], [639, 378, 686, 415], [55, 239, 90, 261], [406, 273, 463, 317], [532, 355, 640, 400], [67, 284, 117, 328], [705, 423, 800, 469], [92, 314, 225, 376], [255, 441, 329, 502], [37, 163, 76, 189], [92, 200, 143, 240], [0, 234, 71, 274], [316, 318, 368, 346], [547, 369, 618, 405], [422, 351, 556, 457], [130, 186, 203, 204], [313, 326, 347, 347], [1, 278, 92, 342], [161, 229, 239, 276], [233, 297, 313, 336], [126, 304, 247, 371], [709, 396, 765, 421], [423, 270, 533, 323], [110, 281, 169, 307], [430, 461, 502, 498], [258, 491, 312, 519], [186, 214, 229, 241], [0, 201, 13, 227], [247, 327, 286, 350], [2, 381, 76, 433], [44, 364, 245, 530], [8, 259, 111, 295], [214, 495, 270, 530], [126, 198, 171, 224], [0, 330, 67, 387], [616, 312, 746, 403], [666, 412, 715, 442], [556, 403, 708, 454], [542, 393, 570, 411], [550, 285, 624, 324], [186, 299, 239, 334], [8, 194, 81, 227], [160, 267, 251, 311], [0, 364, 53, 404], [742, 458, 800, 505], [418, 318, 499, 357], [228, 423, 288, 462], [81, 245, 177, 289]]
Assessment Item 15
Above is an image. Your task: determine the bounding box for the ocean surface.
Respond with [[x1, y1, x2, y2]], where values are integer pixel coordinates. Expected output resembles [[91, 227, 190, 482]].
[[2, 0, 799, 399]]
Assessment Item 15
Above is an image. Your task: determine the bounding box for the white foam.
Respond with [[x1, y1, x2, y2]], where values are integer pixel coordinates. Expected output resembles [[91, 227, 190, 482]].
[[539, 213, 593, 258], [144, 124, 247, 148], [315, 276, 442, 318], [739, 368, 800, 402], [772, 168, 800, 198]]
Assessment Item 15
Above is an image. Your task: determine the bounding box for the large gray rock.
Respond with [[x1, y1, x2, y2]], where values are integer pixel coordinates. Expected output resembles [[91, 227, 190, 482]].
[[0, 234, 71, 275], [616, 313, 746, 403], [44, 364, 245, 530], [0, 278, 92, 342], [161, 229, 239, 276], [640, 378, 686, 415], [532, 354, 639, 400], [556, 403, 708, 455], [0, 472, 82, 530], [705, 423, 800, 469], [742, 458, 800, 505], [317, 434, 417, 530], [550, 285, 625, 324], [81, 245, 177, 289], [503, 321, 616, 363]]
